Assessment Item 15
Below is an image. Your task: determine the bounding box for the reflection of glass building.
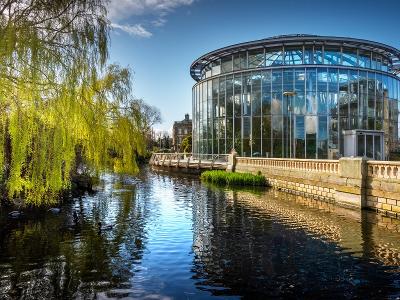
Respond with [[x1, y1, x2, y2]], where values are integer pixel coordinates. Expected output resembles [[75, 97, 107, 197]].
[[190, 35, 400, 159]]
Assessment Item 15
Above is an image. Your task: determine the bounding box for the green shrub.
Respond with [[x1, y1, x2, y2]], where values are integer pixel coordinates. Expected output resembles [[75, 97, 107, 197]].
[[200, 170, 266, 187]]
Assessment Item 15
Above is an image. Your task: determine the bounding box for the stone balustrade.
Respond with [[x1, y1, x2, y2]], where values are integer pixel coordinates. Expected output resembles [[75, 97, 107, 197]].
[[236, 157, 339, 174], [367, 161, 400, 179]]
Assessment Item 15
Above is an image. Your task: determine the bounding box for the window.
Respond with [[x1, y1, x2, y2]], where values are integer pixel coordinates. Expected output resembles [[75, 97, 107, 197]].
[[284, 47, 303, 65], [342, 48, 358, 67], [248, 49, 265, 68], [304, 46, 313, 64], [359, 50, 371, 68], [211, 60, 221, 76], [324, 47, 341, 65], [266, 48, 283, 66], [221, 56, 233, 73], [233, 52, 247, 70], [314, 46, 323, 64]]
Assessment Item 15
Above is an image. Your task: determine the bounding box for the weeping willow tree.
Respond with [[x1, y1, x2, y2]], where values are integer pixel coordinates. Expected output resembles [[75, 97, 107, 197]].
[[0, 0, 146, 206]]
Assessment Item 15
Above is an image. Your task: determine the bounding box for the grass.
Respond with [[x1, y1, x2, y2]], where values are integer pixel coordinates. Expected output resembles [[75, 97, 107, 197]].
[[200, 170, 266, 187]]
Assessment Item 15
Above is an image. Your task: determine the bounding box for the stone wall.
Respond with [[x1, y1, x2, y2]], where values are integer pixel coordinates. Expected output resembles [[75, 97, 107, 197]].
[[365, 161, 400, 217], [234, 156, 400, 217]]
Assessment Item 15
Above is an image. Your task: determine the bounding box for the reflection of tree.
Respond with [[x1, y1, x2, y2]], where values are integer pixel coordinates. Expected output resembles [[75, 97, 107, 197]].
[[0, 173, 149, 299]]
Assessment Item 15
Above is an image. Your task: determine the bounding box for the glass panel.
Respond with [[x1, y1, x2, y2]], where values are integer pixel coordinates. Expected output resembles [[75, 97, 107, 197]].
[[262, 70, 271, 115], [242, 117, 251, 138], [359, 50, 371, 69], [219, 77, 226, 117], [317, 68, 328, 114], [283, 69, 294, 93], [306, 92, 317, 114], [234, 74, 242, 117], [226, 118, 233, 148], [318, 116, 328, 159], [251, 72, 262, 116], [266, 48, 283, 66], [234, 117, 242, 155], [382, 58, 389, 72], [349, 70, 358, 127], [374, 135, 382, 160], [226, 76, 233, 117], [366, 135, 373, 158], [213, 119, 218, 154], [328, 116, 339, 159], [272, 70, 282, 114], [243, 117, 251, 156], [241, 74, 250, 116], [262, 115, 271, 157], [295, 116, 305, 158], [359, 71, 368, 128], [375, 73, 384, 119], [357, 135, 365, 156], [306, 68, 317, 91], [318, 92, 328, 114], [211, 60, 221, 76], [212, 78, 219, 118], [374, 54, 382, 71], [317, 68, 328, 91], [233, 52, 247, 71], [339, 69, 349, 118], [284, 47, 303, 65], [314, 46, 323, 64], [328, 68, 338, 116], [205, 64, 211, 78], [252, 117, 261, 156], [306, 116, 317, 158], [248, 49, 265, 68], [294, 69, 306, 114], [367, 72, 375, 118], [304, 46, 313, 64], [342, 48, 358, 67], [221, 56, 233, 73], [218, 119, 225, 154], [324, 47, 341, 65], [272, 115, 283, 157]]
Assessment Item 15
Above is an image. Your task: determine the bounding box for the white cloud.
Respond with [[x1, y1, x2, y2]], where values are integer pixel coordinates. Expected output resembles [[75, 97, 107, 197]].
[[111, 23, 153, 38], [108, 0, 194, 22], [152, 18, 167, 27]]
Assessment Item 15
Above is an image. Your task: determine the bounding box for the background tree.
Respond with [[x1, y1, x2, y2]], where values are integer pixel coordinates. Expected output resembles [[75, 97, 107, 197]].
[[180, 135, 192, 153]]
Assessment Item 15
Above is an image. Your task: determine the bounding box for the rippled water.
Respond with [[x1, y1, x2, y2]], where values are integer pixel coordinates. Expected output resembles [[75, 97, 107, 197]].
[[1, 167, 400, 299]]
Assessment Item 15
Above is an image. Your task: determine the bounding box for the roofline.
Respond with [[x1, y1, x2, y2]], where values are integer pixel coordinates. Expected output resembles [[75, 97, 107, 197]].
[[190, 34, 400, 81]]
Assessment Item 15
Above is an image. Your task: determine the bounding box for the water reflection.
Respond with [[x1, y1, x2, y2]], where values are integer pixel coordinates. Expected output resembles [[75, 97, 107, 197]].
[[0, 168, 400, 299], [192, 187, 400, 298]]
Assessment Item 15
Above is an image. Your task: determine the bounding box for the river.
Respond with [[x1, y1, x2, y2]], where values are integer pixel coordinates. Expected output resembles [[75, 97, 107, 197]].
[[1, 167, 400, 299]]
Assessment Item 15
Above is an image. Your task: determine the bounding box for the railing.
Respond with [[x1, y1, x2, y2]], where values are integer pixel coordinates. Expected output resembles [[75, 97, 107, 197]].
[[236, 157, 340, 174], [367, 161, 400, 179], [150, 153, 229, 169]]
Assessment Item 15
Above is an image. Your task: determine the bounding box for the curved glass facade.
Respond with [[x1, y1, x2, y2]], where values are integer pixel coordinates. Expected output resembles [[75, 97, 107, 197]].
[[191, 36, 400, 159]]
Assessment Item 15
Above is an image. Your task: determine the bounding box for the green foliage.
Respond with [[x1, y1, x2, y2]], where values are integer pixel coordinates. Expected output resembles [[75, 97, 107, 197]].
[[200, 170, 266, 187], [180, 135, 192, 153], [0, 1, 147, 206]]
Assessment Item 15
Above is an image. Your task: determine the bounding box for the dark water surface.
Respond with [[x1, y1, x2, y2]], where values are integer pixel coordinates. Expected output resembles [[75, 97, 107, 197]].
[[1, 167, 400, 299]]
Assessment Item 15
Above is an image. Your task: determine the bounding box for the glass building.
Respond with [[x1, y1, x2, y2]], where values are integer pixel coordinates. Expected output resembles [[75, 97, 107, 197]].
[[190, 34, 400, 160]]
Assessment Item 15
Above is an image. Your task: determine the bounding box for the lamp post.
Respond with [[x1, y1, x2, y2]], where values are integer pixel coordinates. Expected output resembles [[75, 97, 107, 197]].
[[283, 91, 296, 158]]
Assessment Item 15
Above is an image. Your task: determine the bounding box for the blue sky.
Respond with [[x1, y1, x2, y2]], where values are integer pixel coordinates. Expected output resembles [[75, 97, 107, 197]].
[[108, 0, 400, 132]]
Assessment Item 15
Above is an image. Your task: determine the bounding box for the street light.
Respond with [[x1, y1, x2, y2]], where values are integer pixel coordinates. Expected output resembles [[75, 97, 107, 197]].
[[283, 91, 296, 158]]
